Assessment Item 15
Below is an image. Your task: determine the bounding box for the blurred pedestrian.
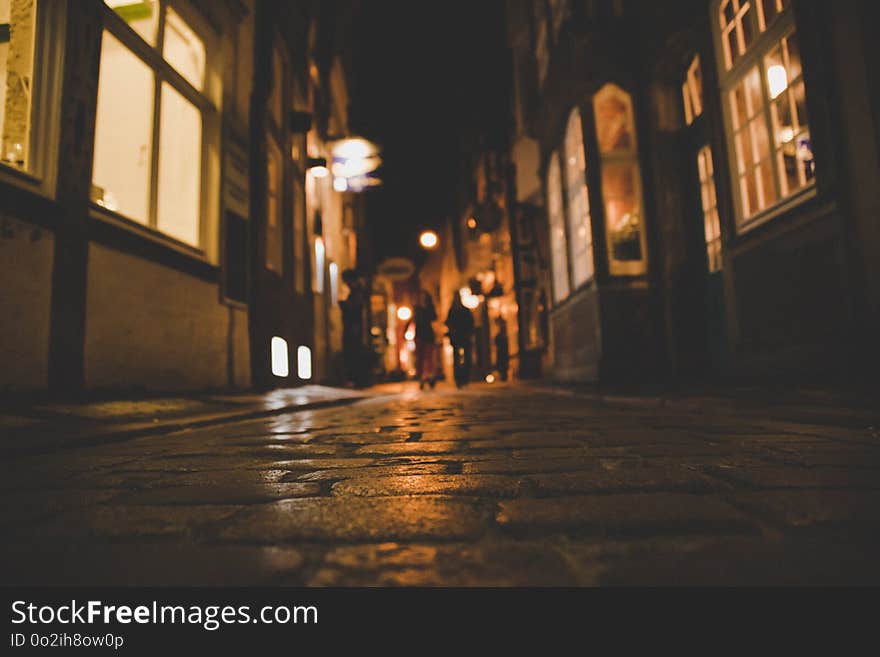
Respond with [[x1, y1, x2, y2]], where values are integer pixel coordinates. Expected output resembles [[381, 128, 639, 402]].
[[411, 290, 438, 390], [495, 316, 509, 382], [339, 269, 367, 387], [445, 293, 475, 388]]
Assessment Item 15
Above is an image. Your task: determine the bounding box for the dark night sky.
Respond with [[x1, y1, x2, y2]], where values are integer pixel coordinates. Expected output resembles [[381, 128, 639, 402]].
[[349, 0, 510, 266]]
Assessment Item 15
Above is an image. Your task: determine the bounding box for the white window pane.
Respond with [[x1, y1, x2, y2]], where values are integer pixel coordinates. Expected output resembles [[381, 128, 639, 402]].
[[105, 0, 159, 46], [93, 31, 154, 224], [156, 82, 201, 246], [546, 154, 569, 302], [564, 108, 594, 287], [1, 0, 37, 171], [163, 7, 205, 91]]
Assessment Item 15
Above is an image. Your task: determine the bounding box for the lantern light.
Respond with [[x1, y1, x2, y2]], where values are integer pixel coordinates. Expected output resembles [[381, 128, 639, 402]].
[[419, 230, 439, 249]]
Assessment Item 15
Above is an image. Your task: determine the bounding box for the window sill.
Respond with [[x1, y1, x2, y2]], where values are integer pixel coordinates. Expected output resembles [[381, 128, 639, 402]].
[[89, 204, 218, 283], [735, 184, 818, 236], [89, 203, 207, 260], [0, 164, 48, 198]]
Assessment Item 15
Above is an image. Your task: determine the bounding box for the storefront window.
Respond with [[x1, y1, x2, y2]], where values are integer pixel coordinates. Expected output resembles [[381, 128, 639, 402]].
[[593, 83, 648, 276], [92, 1, 210, 248], [714, 0, 813, 230], [563, 107, 594, 287], [546, 152, 569, 302], [1, 0, 36, 171]]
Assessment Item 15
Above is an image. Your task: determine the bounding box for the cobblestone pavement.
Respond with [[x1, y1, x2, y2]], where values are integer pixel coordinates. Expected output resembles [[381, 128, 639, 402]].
[[2, 383, 879, 586]]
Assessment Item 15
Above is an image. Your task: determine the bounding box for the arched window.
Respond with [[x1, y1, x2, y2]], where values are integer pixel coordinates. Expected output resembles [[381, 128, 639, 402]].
[[593, 83, 648, 276], [546, 152, 570, 302], [563, 108, 594, 287]]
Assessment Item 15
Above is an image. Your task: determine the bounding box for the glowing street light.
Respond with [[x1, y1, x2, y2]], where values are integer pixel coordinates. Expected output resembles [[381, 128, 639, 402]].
[[459, 287, 481, 310], [419, 230, 439, 250], [397, 306, 413, 322]]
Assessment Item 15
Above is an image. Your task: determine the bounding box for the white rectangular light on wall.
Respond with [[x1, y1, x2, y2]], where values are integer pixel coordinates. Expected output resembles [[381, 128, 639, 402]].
[[329, 262, 339, 305], [297, 345, 312, 380], [271, 336, 289, 377]]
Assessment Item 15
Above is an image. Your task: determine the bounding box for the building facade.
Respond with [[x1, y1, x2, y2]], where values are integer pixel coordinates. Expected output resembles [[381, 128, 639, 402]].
[[505, 0, 880, 383], [0, 0, 365, 395]]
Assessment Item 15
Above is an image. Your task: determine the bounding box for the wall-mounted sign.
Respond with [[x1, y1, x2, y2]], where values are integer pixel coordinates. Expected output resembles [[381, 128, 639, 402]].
[[377, 257, 415, 282]]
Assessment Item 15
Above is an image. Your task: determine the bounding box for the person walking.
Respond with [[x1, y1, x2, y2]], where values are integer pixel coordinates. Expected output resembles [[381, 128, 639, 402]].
[[445, 293, 475, 388], [412, 291, 438, 390], [339, 269, 367, 387], [495, 316, 510, 382]]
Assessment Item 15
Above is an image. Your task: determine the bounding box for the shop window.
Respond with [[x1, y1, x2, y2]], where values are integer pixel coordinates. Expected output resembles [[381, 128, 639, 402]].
[[265, 137, 283, 273], [698, 145, 722, 272], [268, 45, 283, 129], [545, 152, 569, 303], [682, 55, 704, 126], [562, 107, 594, 288], [593, 83, 648, 276], [714, 0, 813, 230], [92, 1, 211, 248], [1, 0, 65, 187]]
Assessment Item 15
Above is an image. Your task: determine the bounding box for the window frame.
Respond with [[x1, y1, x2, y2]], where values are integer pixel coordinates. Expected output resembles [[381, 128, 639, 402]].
[[0, 0, 67, 198], [545, 150, 570, 303], [562, 106, 595, 289], [712, 0, 817, 235], [592, 83, 649, 277], [90, 0, 219, 256]]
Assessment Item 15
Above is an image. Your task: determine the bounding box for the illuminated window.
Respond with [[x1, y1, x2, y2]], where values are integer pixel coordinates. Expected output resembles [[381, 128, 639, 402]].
[[698, 145, 722, 272], [270, 336, 289, 377], [563, 107, 594, 288], [682, 55, 704, 126], [593, 83, 648, 276], [92, 1, 210, 248], [297, 345, 312, 380], [713, 0, 813, 230], [0, 0, 35, 171], [265, 138, 283, 273], [1, 0, 65, 184], [546, 152, 569, 302], [314, 236, 325, 294]]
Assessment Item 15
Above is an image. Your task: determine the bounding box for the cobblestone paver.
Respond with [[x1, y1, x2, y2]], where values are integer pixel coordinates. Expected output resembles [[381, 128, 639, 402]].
[[2, 383, 879, 586]]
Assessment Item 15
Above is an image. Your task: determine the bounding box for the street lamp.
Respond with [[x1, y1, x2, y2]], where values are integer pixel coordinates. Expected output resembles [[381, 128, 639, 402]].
[[419, 230, 439, 250], [397, 306, 413, 322]]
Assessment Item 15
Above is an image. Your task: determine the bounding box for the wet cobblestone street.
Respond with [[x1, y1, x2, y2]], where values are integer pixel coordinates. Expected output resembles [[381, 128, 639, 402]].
[[2, 383, 879, 586]]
